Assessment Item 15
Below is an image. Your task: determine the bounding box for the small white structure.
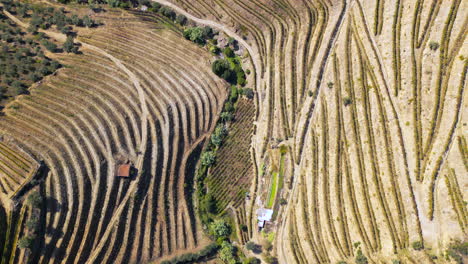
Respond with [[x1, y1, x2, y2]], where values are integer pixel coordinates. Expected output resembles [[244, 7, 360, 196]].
[[257, 208, 273, 229], [140, 5, 148, 11]]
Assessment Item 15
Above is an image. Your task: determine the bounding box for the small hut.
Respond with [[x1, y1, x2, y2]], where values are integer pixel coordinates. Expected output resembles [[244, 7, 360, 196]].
[[116, 164, 131, 178]]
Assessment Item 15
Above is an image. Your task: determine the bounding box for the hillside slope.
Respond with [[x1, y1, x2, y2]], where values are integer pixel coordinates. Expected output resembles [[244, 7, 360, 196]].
[[0, 7, 227, 263], [158, 0, 467, 262]]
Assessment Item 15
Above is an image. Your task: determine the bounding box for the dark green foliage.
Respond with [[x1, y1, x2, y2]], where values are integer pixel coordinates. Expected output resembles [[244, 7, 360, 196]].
[[429, 41, 439, 51], [220, 111, 233, 122], [411, 241, 423, 251], [201, 151, 216, 166], [223, 46, 234, 58], [446, 241, 468, 264], [244, 257, 261, 264], [219, 241, 236, 263], [160, 243, 219, 264], [63, 36, 75, 53], [27, 191, 42, 208], [17, 236, 34, 249], [150, 2, 161, 12], [243, 88, 254, 99], [230, 85, 238, 102], [83, 15, 94, 27], [202, 193, 217, 214], [183, 26, 213, 45], [26, 216, 38, 231], [11, 80, 27, 95], [279, 198, 287, 205], [209, 219, 231, 238], [344, 96, 352, 106], [355, 249, 368, 264], [212, 59, 231, 76], [41, 40, 57, 52], [175, 14, 187, 25], [159, 6, 175, 20]]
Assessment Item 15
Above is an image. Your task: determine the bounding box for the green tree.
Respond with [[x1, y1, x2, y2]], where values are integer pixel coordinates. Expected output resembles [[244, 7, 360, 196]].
[[201, 151, 216, 166], [203, 193, 217, 214], [83, 15, 94, 27], [223, 47, 234, 58], [209, 219, 231, 238], [176, 14, 187, 25], [11, 81, 27, 95], [244, 257, 261, 264], [41, 40, 57, 52], [63, 36, 74, 53], [220, 112, 233, 122], [219, 241, 236, 263], [18, 236, 34, 249], [243, 88, 254, 99], [212, 59, 230, 76], [27, 191, 42, 208]]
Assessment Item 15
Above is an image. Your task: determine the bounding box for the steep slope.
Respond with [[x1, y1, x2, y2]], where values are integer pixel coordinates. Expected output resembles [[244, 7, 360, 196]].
[[157, 0, 467, 262], [0, 8, 227, 264]]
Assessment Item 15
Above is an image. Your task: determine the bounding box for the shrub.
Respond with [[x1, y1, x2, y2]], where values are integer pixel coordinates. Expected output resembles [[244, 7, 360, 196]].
[[223, 47, 235, 58], [411, 241, 423, 251], [429, 41, 439, 51], [230, 86, 238, 102], [224, 101, 234, 112], [202, 26, 214, 39], [279, 198, 287, 205], [83, 15, 94, 27], [210, 45, 220, 54], [26, 216, 38, 231], [344, 97, 352, 106], [27, 191, 42, 208], [263, 253, 277, 264], [209, 219, 231, 238], [244, 257, 261, 264], [18, 235, 34, 249], [243, 88, 254, 99], [41, 40, 57, 52], [159, 6, 175, 20], [355, 249, 368, 264], [150, 2, 161, 11], [212, 59, 230, 76], [220, 112, 233, 122], [219, 241, 236, 263], [11, 81, 27, 95], [63, 36, 74, 53], [327, 81, 334, 88], [202, 193, 217, 213], [201, 151, 216, 166], [176, 14, 187, 25], [246, 242, 256, 251]]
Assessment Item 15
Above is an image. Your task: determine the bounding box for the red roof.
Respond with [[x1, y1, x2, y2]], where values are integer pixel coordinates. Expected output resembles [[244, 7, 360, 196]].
[[117, 164, 131, 177]]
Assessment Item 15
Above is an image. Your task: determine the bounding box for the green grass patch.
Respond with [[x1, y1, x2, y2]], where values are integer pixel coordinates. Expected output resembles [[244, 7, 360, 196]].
[[266, 172, 278, 208]]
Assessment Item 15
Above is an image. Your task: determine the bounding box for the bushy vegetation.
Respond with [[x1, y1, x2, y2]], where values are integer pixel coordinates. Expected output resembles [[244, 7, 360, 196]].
[[212, 50, 246, 86], [411, 241, 423, 251], [183, 26, 214, 45], [445, 240, 467, 264], [1, 0, 97, 32], [160, 243, 219, 264], [355, 249, 368, 264], [0, 12, 61, 102]]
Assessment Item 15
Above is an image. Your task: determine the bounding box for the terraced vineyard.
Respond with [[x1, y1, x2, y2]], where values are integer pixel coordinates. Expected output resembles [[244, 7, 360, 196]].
[[206, 98, 255, 211], [0, 141, 39, 202], [0, 5, 227, 264], [157, 0, 466, 263], [0, 0, 466, 263]]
